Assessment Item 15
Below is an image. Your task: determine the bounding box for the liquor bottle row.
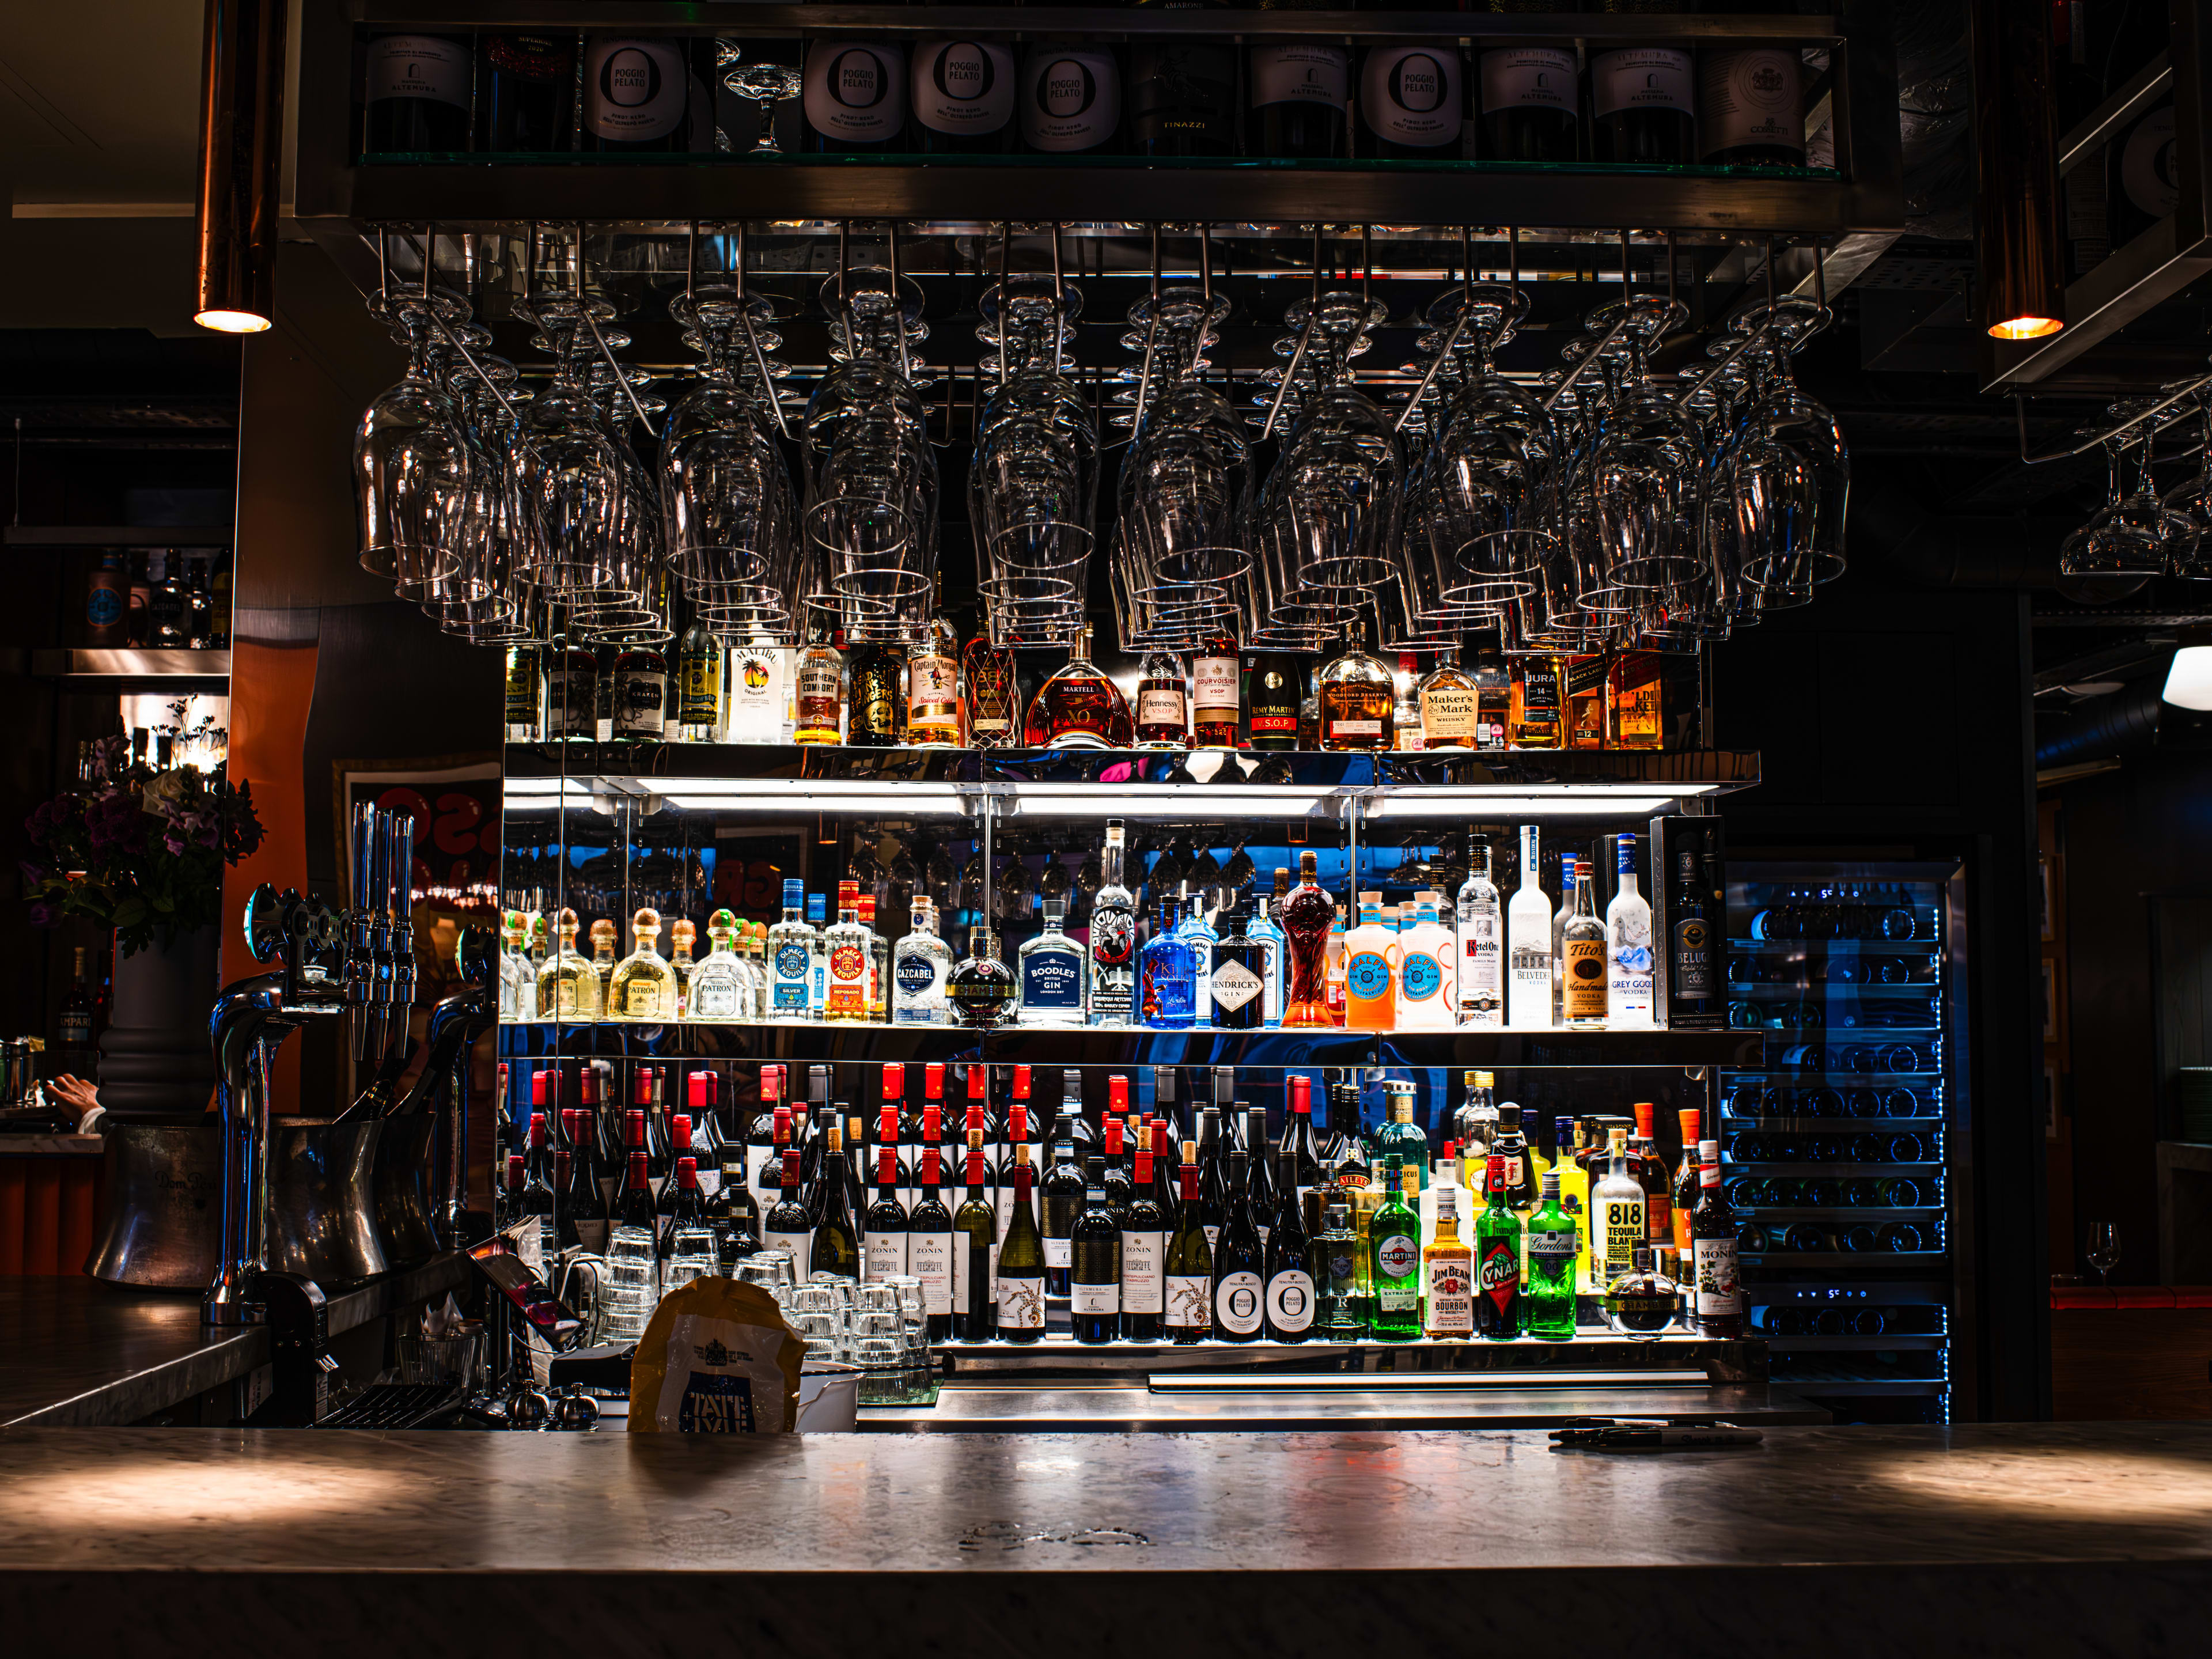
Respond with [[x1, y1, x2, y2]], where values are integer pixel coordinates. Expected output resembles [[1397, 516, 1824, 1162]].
[[502, 821, 1722, 1033], [505, 615, 1677, 754], [362, 25, 1814, 171], [81, 547, 232, 650], [495, 1057, 1748, 1343], [1725, 1002, 1940, 1034]]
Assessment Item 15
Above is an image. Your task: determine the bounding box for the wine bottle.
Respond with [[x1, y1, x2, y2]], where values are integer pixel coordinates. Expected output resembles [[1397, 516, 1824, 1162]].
[[908, 1147, 957, 1339], [1121, 1139, 1168, 1341], [803, 39, 910, 155], [1164, 1147, 1214, 1343], [1070, 1157, 1123, 1343], [1041, 1135, 1084, 1297], [1127, 2, 1236, 158], [1359, 43, 1465, 160], [1210, 1149, 1267, 1343], [582, 35, 708, 155], [997, 1160, 1048, 1342], [1264, 1148, 1316, 1342], [1588, 2, 1694, 165], [363, 33, 472, 154], [864, 1137, 910, 1281], [953, 1145, 999, 1340], [1020, 41, 1123, 155], [910, 35, 1018, 154], [476, 32, 576, 153], [1247, 2, 1349, 161], [1695, 1, 1806, 168], [1477, 37, 1579, 162]]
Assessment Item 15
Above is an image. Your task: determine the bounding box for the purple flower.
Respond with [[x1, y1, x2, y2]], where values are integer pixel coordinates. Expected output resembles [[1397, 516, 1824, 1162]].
[[26, 903, 55, 927]]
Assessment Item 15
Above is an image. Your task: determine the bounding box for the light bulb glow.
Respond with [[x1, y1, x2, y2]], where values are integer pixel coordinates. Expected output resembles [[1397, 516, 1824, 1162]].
[[2162, 645, 2212, 711]]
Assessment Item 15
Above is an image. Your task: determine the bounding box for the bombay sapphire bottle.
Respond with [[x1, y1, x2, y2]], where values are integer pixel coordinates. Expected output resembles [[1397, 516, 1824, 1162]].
[[1139, 896, 1200, 1030]]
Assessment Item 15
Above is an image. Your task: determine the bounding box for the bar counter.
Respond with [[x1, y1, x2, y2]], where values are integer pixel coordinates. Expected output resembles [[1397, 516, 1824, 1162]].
[[1, 1422, 2205, 1653]]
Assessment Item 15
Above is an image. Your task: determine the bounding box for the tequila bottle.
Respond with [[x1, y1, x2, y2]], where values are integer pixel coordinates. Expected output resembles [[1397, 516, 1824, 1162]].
[[1505, 825, 1552, 1029], [858, 892, 888, 1020], [823, 878, 873, 1022], [1017, 897, 1088, 1025], [1318, 618, 1394, 752], [667, 918, 697, 1020], [948, 928, 1016, 1028], [1277, 850, 1337, 1029], [805, 892, 830, 1013], [687, 910, 751, 1022], [1088, 819, 1137, 1026], [1605, 831, 1655, 1028], [535, 907, 603, 1019], [1455, 832, 1503, 1027], [499, 910, 530, 1021], [1024, 623, 1134, 748], [1562, 858, 1607, 1029], [892, 896, 955, 1025], [607, 908, 679, 1022], [765, 877, 819, 1018], [588, 917, 619, 1003]]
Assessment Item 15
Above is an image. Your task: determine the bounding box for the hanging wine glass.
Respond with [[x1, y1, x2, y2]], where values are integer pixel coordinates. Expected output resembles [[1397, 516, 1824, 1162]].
[[1588, 293, 1705, 592], [2162, 395, 2212, 579], [355, 279, 474, 594], [2059, 416, 2168, 576]]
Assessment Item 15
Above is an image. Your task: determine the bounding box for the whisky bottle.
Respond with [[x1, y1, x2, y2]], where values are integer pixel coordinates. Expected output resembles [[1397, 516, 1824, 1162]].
[[1416, 645, 1480, 751], [1609, 652, 1664, 749], [1318, 619, 1395, 751], [1508, 653, 1563, 748], [1564, 654, 1608, 749], [1392, 653, 1423, 751], [1025, 624, 1134, 748], [607, 908, 679, 1022]]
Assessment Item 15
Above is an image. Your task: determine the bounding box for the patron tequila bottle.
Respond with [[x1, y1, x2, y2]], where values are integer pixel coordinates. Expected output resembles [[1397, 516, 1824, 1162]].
[[1088, 820, 1137, 1025], [1319, 620, 1395, 751], [1455, 833, 1503, 1028], [892, 897, 955, 1025], [607, 908, 679, 1022], [1025, 623, 1134, 748], [686, 910, 750, 1022], [766, 877, 819, 1018], [823, 878, 874, 1022], [535, 907, 602, 1018], [1017, 898, 1088, 1024]]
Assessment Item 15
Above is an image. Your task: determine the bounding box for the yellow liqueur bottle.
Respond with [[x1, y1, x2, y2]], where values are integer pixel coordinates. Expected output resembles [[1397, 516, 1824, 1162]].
[[608, 907, 679, 1022]]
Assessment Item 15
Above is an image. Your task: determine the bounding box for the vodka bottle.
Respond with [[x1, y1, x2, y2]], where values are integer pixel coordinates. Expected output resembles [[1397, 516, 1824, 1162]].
[[1604, 831, 1655, 1028], [1455, 832, 1503, 1027], [1088, 819, 1137, 1025], [1505, 825, 1553, 1029], [1562, 859, 1607, 1029]]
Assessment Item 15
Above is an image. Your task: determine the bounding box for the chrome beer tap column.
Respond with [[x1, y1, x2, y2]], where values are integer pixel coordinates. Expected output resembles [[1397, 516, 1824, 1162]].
[[347, 804, 383, 1064], [387, 808, 418, 1066]]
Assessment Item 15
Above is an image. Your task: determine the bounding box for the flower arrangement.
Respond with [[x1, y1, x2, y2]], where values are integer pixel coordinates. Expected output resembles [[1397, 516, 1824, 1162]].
[[22, 737, 265, 957]]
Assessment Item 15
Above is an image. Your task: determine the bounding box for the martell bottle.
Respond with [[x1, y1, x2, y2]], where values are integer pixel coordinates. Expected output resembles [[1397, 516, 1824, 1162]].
[[1025, 624, 1134, 748]]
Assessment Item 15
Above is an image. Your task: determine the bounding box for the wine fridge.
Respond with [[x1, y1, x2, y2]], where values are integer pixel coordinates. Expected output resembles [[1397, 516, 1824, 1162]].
[[1722, 861, 1967, 1424]]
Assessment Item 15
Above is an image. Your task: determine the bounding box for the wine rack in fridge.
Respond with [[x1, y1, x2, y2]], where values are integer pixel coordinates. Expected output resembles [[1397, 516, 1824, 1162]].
[[1722, 861, 1964, 1424]]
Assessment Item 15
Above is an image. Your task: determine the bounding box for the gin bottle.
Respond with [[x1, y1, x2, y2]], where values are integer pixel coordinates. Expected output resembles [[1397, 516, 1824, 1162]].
[[1249, 871, 1288, 1028], [1086, 819, 1137, 1025], [1017, 897, 1088, 1025], [1395, 889, 1456, 1029], [1455, 832, 1503, 1028], [1138, 897, 1199, 1030], [765, 877, 818, 1018], [1175, 887, 1218, 1026], [892, 897, 955, 1025], [1604, 831, 1655, 1028]]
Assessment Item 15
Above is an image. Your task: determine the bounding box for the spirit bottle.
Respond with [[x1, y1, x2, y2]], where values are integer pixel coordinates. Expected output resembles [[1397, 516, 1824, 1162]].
[[1174, 888, 1218, 1025], [961, 619, 1019, 748], [612, 637, 670, 742], [727, 637, 785, 744], [1690, 1140, 1744, 1336], [1564, 654, 1607, 749], [892, 897, 955, 1025], [1666, 830, 1719, 1028], [1087, 820, 1137, 1025], [793, 623, 844, 745], [1190, 625, 1240, 748], [1454, 832, 1503, 1028], [1592, 1127, 1647, 1291], [906, 585, 965, 747], [1508, 653, 1563, 748], [1368, 1156, 1422, 1341], [1453, 1069, 1498, 1172], [1551, 857, 1577, 1022], [1277, 850, 1336, 1029], [1395, 889, 1456, 1029], [1522, 1171, 1579, 1339], [1025, 624, 1134, 748], [765, 877, 819, 1018], [1342, 891, 1397, 1030], [823, 878, 873, 1022], [1244, 649, 1303, 751], [498, 912, 530, 1022], [857, 892, 888, 1020], [1471, 643, 1510, 749], [1017, 898, 1088, 1024], [846, 637, 908, 747], [1610, 652, 1664, 749], [1474, 1154, 1524, 1339], [588, 918, 619, 1004], [1138, 897, 1200, 1030], [503, 641, 546, 742], [1416, 645, 1480, 751], [1206, 901, 1268, 1031], [667, 918, 697, 1020], [1392, 652, 1423, 751], [1562, 858, 1607, 1029], [1318, 619, 1395, 751], [687, 910, 750, 1021], [805, 892, 830, 1013], [1604, 831, 1654, 1028], [1422, 1179, 1475, 1338], [948, 928, 1016, 1028], [1603, 1244, 1679, 1338], [1249, 868, 1289, 1028], [1134, 645, 1191, 748], [675, 615, 723, 742], [1505, 824, 1552, 1029], [1374, 1081, 1429, 1187], [607, 907, 679, 1022]]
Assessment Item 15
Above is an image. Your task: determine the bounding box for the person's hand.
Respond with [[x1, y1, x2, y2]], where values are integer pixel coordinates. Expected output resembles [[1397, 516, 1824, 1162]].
[[47, 1074, 101, 1129]]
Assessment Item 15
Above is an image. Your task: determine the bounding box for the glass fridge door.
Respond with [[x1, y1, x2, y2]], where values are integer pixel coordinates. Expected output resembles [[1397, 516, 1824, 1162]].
[[1724, 862, 1964, 1423]]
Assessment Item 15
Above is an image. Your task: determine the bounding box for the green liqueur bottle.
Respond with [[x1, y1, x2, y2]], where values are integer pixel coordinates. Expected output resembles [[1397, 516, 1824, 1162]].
[[1368, 1154, 1423, 1341], [1315, 1196, 1368, 1338], [1475, 1153, 1524, 1339], [1522, 1170, 1580, 1339]]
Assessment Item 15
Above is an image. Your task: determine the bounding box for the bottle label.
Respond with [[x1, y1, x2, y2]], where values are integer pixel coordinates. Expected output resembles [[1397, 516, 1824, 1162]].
[[586, 38, 688, 141], [804, 41, 908, 142], [369, 36, 471, 108], [1599, 1196, 1645, 1279], [1346, 950, 1392, 1004], [909, 1230, 953, 1313], [763, 1229, 812, 1281], [691, 976, 737, 1019], [1563, 938, 1607, 1017], [1021, 48, 1121, 153], [731, 649, 782, 730], [1362, 46, 1461, 148], [1044, 1235, 1072, 1269], [1647, 1192, 1673, 1243], [997, 1271, 1046, 1328], [1020, 952, 1084, 1013], [1120, 1229, 1165, 1311], [771, 942, 811, 1012], [1191, 654, 1241, 717], [1426, 1253, 1474, 1333], [1249, 45, 1347, 111], [1479, 47, 1578, 116], [1461, 910, 1501, 993], [1698, 48, 1803, 156], [1210, 960, 1264, 1016], [1073, 1279, 1122, 1316], [1129, 43, 1236, 147], [1421, 684, 1479, 741], [911, 38, 1017, 135], [618, 670, 668, 737], [1137, 688, 1188, 729], [797, 655, 841, 702], [1266, 1269, 1315, 1332], [895, 952, 941, 998], [624, 979, 663, 1018], [1373, 1232, 1420, 1309], [1592, 47, 1694, 121], [865, 1229, 907, 1281], [1694, 1237, 1740, 1316], [573, 1218, 610, 1255], [827, 944, 869, 1016], [1165, 1272, 1212, 1330], [1329, 717, 1383, 740], [678, 647, 720, 726], [1400, 949, 1444, 1005], [1527, 1226, 1579, 1271], [908, 652, 960, 725], [1090, 902, 1136, 970], [486, 33, 572, 85], [1213, 1270, 1264, 1336], [953, 1237, 998, 1315], [1673, 916, 1713, 998], [1479, 1237, 1520, 1319]]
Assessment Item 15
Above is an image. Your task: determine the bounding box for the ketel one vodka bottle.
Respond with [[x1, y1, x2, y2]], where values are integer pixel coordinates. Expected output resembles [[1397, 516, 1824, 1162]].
[[1088, 820, 1137, 1025]]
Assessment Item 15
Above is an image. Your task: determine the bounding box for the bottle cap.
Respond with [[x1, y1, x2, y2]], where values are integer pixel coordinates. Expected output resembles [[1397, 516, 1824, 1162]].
[[782, 878, 804, 907], [672, 1114, 692, 1147], [677, 1156, 698, 1188], [1107, 1074, 1128, 1111], [1698, 1138, 1720, 1161], [882, 1062, 904, 1097], [806, 893, 826, 921]]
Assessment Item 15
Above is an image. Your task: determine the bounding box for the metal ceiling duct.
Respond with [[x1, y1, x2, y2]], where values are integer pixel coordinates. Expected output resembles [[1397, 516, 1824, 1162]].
[[193, 0, 288, 334]]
